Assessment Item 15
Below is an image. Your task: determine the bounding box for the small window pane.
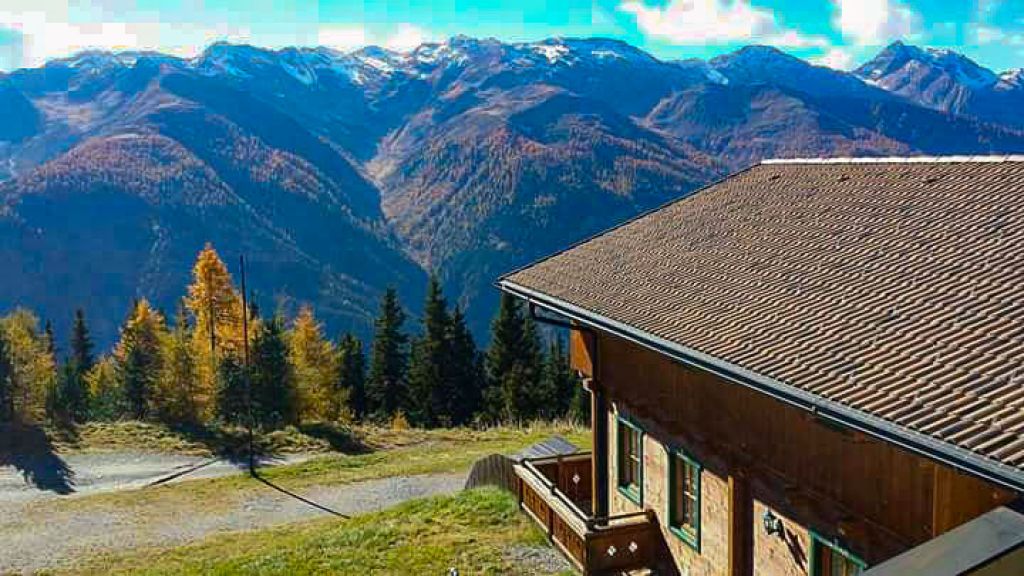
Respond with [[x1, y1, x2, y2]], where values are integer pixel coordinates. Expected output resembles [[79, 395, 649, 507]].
[[669, 451, 700, 550], [617, 419, 642, 501]]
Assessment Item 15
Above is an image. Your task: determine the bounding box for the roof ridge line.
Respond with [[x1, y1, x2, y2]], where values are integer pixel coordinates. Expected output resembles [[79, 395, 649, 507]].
[[761, 155, 1024, 165]]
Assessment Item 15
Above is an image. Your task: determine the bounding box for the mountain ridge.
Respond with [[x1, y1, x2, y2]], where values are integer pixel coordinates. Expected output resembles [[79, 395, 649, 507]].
[[1, 37, 1023, 346]]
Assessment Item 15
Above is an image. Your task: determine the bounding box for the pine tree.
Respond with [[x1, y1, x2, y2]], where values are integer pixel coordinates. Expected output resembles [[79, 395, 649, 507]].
[[156, 302, 200, 424], [289, 305, 338, 422], [251, 315, 294, 429], [337, 334, 366, 421], [447, 307, 483, 426], [484, 294, 543, 422], [407, 275, 452, 428], [115, 299, 167, 420], [366, 288, 408, 420], [185, 243, 245, 418], [70, 308, 94, 376], [215, 353, 248, 425]]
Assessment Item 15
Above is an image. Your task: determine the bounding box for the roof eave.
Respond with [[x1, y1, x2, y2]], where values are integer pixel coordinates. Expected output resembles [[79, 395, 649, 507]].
[[499, 278, 1024, 495]]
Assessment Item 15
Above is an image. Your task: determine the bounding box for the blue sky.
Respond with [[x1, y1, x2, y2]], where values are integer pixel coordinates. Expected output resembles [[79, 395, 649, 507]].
[[1, 1, 1022, 72]]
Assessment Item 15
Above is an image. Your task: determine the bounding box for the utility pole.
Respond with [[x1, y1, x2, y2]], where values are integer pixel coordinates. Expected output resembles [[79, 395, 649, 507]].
[[240, 254, 255, 477], [207, 269, 217, 393]]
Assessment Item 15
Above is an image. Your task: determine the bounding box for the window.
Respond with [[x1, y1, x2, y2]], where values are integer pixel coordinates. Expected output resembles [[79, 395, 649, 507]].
[[667, 450, 701, 551], [616, 416, 643, 504], [811, 534, 866, 576]]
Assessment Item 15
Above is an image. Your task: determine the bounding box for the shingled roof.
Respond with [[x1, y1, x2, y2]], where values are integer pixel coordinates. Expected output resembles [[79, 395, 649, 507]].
[[500, 156, 1024, 491]]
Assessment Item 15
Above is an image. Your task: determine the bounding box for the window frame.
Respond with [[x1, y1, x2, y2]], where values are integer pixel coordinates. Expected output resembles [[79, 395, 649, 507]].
[[809, 531, 867, 576], [666, 447, 702, 552], [616, 414, 644, 506]]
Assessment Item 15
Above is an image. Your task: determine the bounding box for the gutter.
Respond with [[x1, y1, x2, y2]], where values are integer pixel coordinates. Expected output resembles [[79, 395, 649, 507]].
[[499, 279, 1024, 495]]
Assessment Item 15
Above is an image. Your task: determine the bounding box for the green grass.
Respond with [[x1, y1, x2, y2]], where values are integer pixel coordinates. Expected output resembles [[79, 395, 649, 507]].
[[67, 488, 573, 576], [46, 422, 590, 515], [39, 420, 366, 457]]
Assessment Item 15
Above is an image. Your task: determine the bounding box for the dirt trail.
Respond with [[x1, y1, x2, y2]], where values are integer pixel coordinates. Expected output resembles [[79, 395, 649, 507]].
[[0, 453, 467, 574]]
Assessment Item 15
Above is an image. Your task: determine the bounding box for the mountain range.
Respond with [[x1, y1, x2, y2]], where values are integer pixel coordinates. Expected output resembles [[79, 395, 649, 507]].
[[2, 37, 1023, 347]]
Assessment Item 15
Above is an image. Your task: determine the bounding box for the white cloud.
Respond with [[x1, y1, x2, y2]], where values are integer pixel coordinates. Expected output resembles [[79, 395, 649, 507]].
[[832, 0, 921, 45], [813, 47, 856, 70], [767, 30, 829, 48], [969, 24, 1024, 46], [974, 24, 1005, 43], [619, 0, 826, 47], [317, 26, 367, 52], [385, 23, 429, 52], [0, 6, 252, 68]]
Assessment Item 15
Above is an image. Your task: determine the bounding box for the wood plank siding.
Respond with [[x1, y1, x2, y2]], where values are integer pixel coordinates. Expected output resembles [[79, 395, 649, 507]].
[[574, 329, 1017, 574]]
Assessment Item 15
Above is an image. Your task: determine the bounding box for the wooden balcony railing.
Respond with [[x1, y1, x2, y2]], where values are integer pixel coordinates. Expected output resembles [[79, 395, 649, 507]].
[[513, 452, 660, 575]]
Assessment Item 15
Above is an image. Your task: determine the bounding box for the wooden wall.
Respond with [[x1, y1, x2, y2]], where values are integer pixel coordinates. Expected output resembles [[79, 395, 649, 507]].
[[580, 330, 1017, 571]]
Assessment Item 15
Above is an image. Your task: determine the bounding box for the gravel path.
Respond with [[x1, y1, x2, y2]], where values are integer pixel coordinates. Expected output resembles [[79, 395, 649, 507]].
[[0, 468, 467, 574], [0, 451, 313, 505]]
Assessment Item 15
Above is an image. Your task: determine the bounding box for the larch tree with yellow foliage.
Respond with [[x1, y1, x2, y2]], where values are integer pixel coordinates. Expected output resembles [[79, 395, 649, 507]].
[[0, 309, 56, 422], [288, 305, 343, 422], [156, 302, 200, 424], [185, 244, 246, 419]]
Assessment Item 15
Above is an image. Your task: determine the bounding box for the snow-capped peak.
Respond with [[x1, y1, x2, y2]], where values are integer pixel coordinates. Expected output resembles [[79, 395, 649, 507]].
[[532, 41, 572, 65], [998, 68, 1024, 90], [855, 41, 998, 89]]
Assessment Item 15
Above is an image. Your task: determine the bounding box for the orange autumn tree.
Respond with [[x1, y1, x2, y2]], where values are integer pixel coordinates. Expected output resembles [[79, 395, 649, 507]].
[[185, 244, 246, 419], [289, 305, 343, 422]]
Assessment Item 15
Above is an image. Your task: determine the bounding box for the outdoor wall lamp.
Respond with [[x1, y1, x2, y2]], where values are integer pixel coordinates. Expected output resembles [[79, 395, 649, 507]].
[[762, 509, 785, 538]]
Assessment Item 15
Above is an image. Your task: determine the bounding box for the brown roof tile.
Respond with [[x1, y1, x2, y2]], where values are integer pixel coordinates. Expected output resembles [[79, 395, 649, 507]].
[[502, 158, 1024, 486]]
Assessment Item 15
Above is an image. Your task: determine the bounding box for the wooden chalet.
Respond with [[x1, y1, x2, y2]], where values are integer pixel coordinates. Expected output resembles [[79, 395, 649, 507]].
[[499, 157, 1024, 575]]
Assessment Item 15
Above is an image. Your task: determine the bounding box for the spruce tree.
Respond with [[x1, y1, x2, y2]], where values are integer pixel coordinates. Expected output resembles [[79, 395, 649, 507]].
[[484, 294, 543, 422], [215, 353, 248, 425], [70, 308, 94, 376], [251, 315, 294, 429], [366, 288, 408, 420], [447, 307, 483, 426], [51, 360, 89, 423], [115, 300, 167, 420], [337, 334, 366, 421], [567, 382, 591, 424], [0, 331, 14, 422], [407, 275, 451, 428], [540, 337, 578, 419]]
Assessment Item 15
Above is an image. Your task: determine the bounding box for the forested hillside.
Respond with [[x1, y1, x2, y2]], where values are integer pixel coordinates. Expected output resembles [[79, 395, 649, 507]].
[[0, 244, 585, 432], [1, 37, 1024, 346]]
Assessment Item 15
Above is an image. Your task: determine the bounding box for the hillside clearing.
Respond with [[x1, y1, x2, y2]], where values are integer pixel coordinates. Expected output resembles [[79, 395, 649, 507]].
[[0, 422, 588, 573], [66, 488, 574, 576]]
